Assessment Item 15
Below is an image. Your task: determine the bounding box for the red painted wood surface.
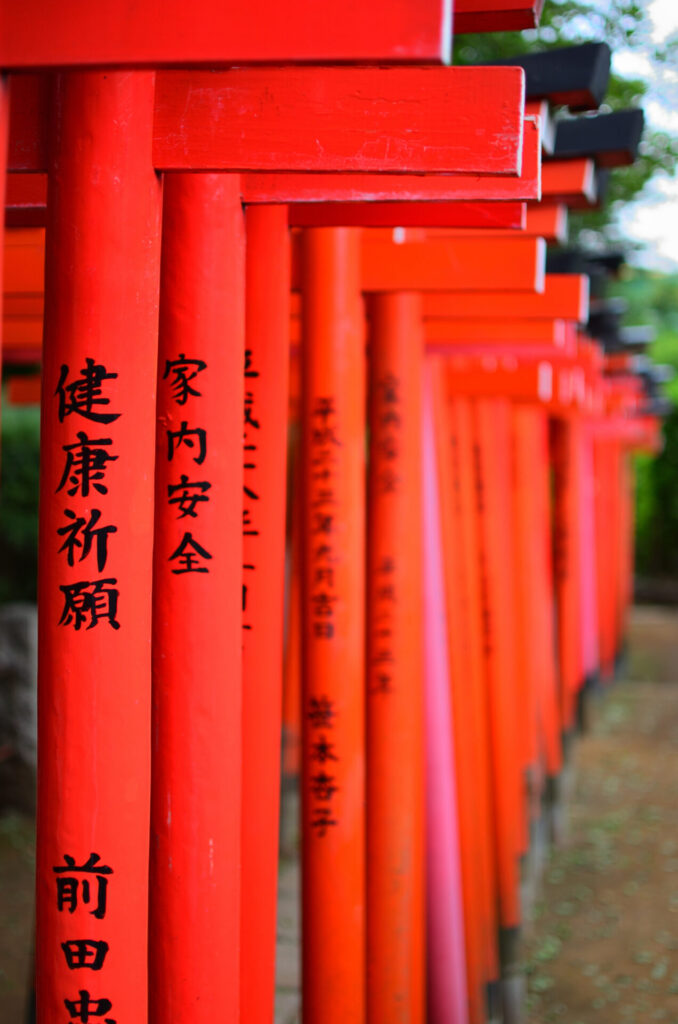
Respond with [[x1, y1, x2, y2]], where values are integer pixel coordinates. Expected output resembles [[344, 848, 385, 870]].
[[241, 205, 291, 1024], [512, 408, 545, 785], [443, 202, 566, 243], [0, 0, 452, 66], [551, 418, 584, 730], [447, 390, 500, 1000], [525, 203, 568, 243], [150, 173, 244, 1024], [359, 236, 545, 293], [472, 398, 522, 931], [36, 71, 161, 1024], [244, 119, 541, 204], [154, 68, 525, 175], [454, 0, 544, 32], [367, 292, 425, 1024], [8, 75, 49, 173], [6, 173, 47, 226], [433, 373, 486, 1024], [8, 68, 526, 176], [421, 274, 589, 322], [540, 158, 596, 206], [301, 229, 366, 1024], [425, 317, 567, 346], [288, 201, 526, 230], [525, 99, 555, 154], [8, 372, 41, 404]]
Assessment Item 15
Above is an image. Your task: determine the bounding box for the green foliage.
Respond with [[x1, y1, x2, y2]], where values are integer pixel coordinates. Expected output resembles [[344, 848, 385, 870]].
[[0, 400, 40, 603], [608, 270, 678, 576], [455, 0, 678, 251], [634, 408, 678, 577]]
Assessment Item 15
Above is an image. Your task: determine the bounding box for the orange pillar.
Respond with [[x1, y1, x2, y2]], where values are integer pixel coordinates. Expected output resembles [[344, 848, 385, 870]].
[[150, 173, 244, 1024], [552, 417, 583, 727], [449, 391, 501, 1017], [301, 227, 365, 1024], [37, 72, 161, 1024], [241, 204, 291, 1024], [472, 397, 522, 936], [433, 371, 485, 1024], [367, 291, 425, 1024]]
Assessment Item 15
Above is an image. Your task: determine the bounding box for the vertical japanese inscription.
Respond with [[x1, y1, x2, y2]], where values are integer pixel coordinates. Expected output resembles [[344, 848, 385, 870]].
[[53, 853, 116, 1021], [309, 397, 340, 641], [308, 694, 339, 836], [163, 354, 212, 573], [242, 348, 260, 632], [55, 361, 121, 631], [369, 374, 402, 696], [307, 395, 343, 834], [52, 361, 125, 1016]]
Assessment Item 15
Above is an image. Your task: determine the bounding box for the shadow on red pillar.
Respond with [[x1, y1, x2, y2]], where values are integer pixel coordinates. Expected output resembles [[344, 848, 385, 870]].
[[241, 204, 291, 1024]]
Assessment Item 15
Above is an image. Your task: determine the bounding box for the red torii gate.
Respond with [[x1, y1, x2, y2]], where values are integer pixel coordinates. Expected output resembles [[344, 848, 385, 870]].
[[0, 9, 535, 1024]]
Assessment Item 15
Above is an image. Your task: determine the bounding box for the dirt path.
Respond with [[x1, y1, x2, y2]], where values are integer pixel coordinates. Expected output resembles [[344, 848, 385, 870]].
[[524, 606, 678, 1023]]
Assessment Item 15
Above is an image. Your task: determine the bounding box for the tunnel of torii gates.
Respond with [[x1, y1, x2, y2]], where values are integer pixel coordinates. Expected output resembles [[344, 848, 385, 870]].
[[0, 2, 667, 1023]]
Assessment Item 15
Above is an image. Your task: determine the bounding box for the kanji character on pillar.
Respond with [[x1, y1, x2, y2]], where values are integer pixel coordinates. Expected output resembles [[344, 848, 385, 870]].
[[57, 509, 117, 572], [307, 695, 336, 729], [58, 579, 120, 632], [64, 990, 115, 1023], [169, 532, 213, 574], [310, 807, 338, 837], [56, 359, 120, 425], [310, 735, 338, 764], [167, 476, 212, 519], [57, 433, 118, 498], [163, 353, 207, 405], [167, 422, 207, 465], [61, 939, 109, 971], [53, 854, 113, 919]]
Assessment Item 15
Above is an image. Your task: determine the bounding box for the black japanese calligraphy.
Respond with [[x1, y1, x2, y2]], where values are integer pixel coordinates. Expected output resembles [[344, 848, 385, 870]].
[[64, 990, 115, 1023], [56, 360, 120, 425], [307, 695, 336, 729], [167, 422, 207, 466], [53, 855, 112, 920], [169, 532, 212, 574], [58, 580, 120, 631], [57, 509, 117, 573], [57, 433, 118, 499], [61, 940, 109, 971], [163, 353, 207, 405], [167, 476, 211, 519]]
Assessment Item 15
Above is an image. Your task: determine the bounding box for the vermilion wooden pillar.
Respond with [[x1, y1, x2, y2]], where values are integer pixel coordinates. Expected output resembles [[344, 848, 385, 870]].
[[151, 173, 244, 1024], [241, 203, 291, 1024], [579, 424, 599, 686], [423, 360, 469, 1024], [551, 417, 583, 729], [448, 391, 500, 1017], [367, 291, 425, 1024], [37, 72, 161, 1024], [301, 227, 365, 1024], [472, 398, 522, 945], [433, 370, 485, 1024]]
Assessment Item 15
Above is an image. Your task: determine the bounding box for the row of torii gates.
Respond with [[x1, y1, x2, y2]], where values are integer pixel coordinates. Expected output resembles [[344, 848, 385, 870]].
[[0, 2, 668, 1023]]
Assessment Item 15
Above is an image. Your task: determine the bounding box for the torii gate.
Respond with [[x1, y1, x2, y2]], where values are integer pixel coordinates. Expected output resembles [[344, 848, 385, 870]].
[[0, 8, 535, 1024]]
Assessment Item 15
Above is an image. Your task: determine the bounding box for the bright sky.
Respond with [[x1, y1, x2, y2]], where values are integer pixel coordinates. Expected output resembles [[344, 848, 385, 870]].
[[613, 0, 678, 271]]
